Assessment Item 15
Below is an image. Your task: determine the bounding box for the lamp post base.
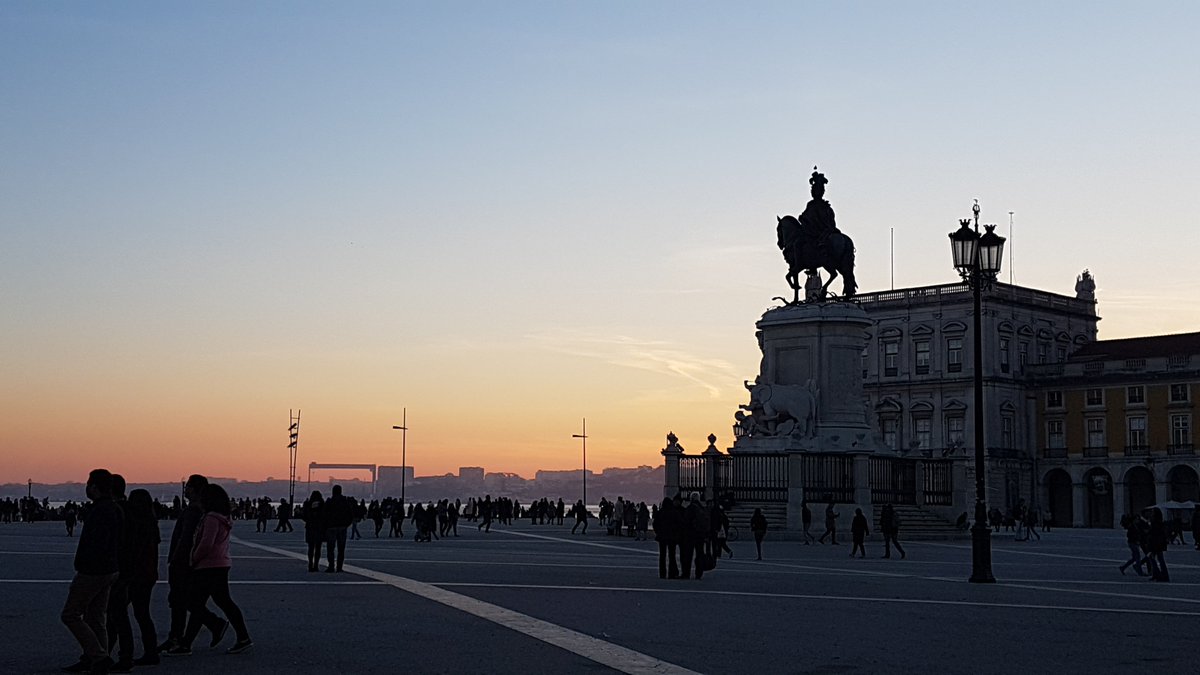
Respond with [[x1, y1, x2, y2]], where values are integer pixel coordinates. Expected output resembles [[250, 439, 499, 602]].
[[969, 520, 996, 583]]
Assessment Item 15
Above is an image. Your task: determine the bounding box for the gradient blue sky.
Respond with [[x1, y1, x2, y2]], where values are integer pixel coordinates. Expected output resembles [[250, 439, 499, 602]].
[[2, 3, 1198, 484]]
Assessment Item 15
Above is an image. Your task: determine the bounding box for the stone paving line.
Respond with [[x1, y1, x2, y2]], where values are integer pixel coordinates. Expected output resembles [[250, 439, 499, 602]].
[[235, 537, 701, 675]]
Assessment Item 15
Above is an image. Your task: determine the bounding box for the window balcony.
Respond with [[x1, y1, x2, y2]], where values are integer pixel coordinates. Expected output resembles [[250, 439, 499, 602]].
[[1167, 444, 1195, 456], [1123, 445, 1151, 457], [1083, 446, 1109, 458], [1042, 447, 1067, 459]]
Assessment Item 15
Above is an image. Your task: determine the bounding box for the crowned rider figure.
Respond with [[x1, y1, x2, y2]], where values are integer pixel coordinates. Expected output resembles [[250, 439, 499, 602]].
[[798, 167, 840, 256]]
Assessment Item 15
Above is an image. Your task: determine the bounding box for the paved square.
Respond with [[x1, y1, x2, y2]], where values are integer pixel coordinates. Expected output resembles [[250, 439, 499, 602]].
[[2, 519, 1197, 674]]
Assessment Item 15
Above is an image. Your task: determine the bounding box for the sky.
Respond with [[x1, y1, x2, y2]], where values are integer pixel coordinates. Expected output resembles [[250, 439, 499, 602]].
[[2, 2, 1198, 485]]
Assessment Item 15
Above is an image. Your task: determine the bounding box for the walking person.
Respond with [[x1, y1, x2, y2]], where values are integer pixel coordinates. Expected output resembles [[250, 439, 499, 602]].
[[850, 508, 869, 558], [1146, 508, 1170, 582], [714, 504, 733, 558], [750, 508, 768, 560], [571, 500, 588, 534], [801, 501, 814, 545], [880, 503, 906, 560], [301, 491, 326, 572], [164, 483, 252, 655], [125, 489, 161, 667], [1118, 513, 1146, 576], [653, 498, 680, 579], [159, 475, 210, 654], [818, 501, 839, 545], [274, 498, 293, 533], [60, 469, 122, 675], [65, 502, 78, 537], [105, 474, 135, 672], [325, 485, 353, 572]]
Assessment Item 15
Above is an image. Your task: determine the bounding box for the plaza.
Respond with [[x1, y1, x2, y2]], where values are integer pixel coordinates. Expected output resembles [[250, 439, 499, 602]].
[[2, 518, 1198, 674]]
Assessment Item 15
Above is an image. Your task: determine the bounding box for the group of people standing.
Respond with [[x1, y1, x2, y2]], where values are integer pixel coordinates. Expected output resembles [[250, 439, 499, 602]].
[[60, 470, 251, 675], [652, 492, 761, 579]]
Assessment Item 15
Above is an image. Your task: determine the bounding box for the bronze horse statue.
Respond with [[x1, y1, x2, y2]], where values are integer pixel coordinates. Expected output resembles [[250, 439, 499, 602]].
[[776, 215, 857, 302]]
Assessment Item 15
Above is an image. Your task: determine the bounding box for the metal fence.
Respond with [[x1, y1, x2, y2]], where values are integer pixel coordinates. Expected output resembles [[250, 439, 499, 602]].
[[869, 458, 916, 505], [800, 454, 855, 503], [717, 454, 789, 502], [922, 460, 953, 506]]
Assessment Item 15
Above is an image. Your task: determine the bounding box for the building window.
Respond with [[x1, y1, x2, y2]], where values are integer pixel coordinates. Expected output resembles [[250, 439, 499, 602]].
[[1170, 384, 1190, 403], [946, 416, 965, 446], [1127, 386, 1145, 405], [1002, 416, 1014, 448], [1046, 391, 1063, 409], [1086, 418, 1106, 448], [1047, 420, 1065, 449], [913, 417, 931, 449], [1128, 416, 1147, 448], [1172, 414, 1192, 447], [947, 338, 963, 373], [862, 347, 868, 378], [1037, 342, 1048, 365], [1056, 346, 1067, 362], [884, 341, 899, 377], [914, 340, 930, 375], [1018, 342, 1028, 370], [999, 338, 1010, 373], [1085, 388, 1104, 406], [882, 417, 898, 450]]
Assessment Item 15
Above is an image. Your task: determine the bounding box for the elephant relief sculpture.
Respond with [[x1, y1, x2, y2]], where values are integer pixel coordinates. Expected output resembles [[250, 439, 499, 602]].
[[736, 380, 818, 438]]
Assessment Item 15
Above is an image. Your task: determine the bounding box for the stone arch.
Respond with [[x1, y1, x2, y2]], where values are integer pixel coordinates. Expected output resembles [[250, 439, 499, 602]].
[[1123, 465, 1156, 515], [1044, 468, 1073, 528], [1167, 465, 1200, 502], [1083, 467, 1114, 528]]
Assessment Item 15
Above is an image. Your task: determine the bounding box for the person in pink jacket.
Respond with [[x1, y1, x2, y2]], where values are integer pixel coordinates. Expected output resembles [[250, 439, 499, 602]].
[[164, 483, 253, 656]]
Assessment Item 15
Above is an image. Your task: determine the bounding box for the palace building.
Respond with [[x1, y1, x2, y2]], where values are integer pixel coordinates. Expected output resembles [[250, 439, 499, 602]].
[[858, 273, 1200, 527]]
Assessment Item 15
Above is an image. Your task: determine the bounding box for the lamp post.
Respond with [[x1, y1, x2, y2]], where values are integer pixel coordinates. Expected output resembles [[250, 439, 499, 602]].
[[392, 408, 408, 507], [573, 418, 588, 507], [949, 199, 1005, 584]]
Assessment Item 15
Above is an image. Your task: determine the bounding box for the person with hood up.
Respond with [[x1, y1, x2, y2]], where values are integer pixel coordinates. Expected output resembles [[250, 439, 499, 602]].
[[165, 483, 252, 656]]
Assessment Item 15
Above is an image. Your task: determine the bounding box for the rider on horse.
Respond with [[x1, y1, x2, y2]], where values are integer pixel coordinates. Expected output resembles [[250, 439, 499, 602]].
[[798, 167, 839, 258]]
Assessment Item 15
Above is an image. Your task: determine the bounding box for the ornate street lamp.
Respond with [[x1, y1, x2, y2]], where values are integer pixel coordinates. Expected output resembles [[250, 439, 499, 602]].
[[948, 199, 1005, 584]]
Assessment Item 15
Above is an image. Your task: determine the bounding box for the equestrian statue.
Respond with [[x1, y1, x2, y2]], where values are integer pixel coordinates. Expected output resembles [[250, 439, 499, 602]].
[[776, 167, 857, 303]]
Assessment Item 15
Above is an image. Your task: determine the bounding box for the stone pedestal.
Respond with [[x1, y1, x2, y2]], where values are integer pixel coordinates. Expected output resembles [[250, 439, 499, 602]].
[[733, 301, 885, 454]]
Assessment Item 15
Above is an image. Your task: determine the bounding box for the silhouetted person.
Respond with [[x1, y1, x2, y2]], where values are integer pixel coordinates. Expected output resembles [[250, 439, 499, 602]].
[[653, 498, 680, 579], [160, 474, 210, 654], [65, 502, 78, 537], [105, 474, 135, 671], [165, 483, 252, 655], [819, 502, 839, 544], [750, 508, 768, 560], [274, 498, 293, 532], [1119, 513, 1146, 576], [571, 500, 588, 534], [713, 504, 732, 557], [125, 489, 161, 666], [880, 503, 905, 560], [478, 495, 493, 533], [1146, 508, 1170, 582], [60, 469, 122, 675], [681, 493, 708, 580], [301, 491, 326, 572], [801, 501, 813, 545], [850, 508, 869, 558], [325, 485, 353, 572]]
